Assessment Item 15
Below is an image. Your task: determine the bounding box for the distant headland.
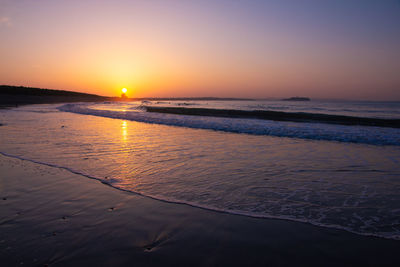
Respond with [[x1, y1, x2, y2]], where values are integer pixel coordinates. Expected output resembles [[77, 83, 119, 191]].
[[0, 85, 256, 107], [282, 97, 310, 101], [0, 85, 109, 107]]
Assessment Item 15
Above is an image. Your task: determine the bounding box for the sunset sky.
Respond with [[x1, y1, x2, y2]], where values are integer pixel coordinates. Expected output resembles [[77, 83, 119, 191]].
[[1, 0, 399, 100]]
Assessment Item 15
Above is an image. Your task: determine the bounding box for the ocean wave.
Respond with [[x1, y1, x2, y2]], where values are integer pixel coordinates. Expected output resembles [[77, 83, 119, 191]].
[[58, 103, 400, 145], [144, 106, 400, 128]]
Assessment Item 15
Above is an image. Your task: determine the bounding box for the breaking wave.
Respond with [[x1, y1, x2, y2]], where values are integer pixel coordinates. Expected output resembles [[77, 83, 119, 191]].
[[58, 103, 400, 145]]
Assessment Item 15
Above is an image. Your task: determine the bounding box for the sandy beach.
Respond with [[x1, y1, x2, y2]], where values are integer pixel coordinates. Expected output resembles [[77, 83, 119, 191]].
[[1, 154, 399, 266], [2, 0, 400, 265]]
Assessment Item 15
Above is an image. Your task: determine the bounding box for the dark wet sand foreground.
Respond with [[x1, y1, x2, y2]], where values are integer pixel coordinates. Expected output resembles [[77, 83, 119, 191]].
[[1, 154, 399, 266]]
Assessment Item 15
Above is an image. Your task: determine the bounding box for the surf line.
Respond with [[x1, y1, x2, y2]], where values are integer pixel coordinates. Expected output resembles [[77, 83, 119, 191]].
[[0, 151, 398, 241]]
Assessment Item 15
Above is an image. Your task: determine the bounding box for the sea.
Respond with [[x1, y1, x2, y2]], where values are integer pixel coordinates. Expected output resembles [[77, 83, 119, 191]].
[[1, 99, 399, 239]]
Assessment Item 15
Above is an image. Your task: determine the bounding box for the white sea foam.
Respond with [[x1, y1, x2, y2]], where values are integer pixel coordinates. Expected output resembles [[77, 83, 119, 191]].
[[1, 103, 400, 240], [1, 151, 399, 240], [58, 103, 400, 145]]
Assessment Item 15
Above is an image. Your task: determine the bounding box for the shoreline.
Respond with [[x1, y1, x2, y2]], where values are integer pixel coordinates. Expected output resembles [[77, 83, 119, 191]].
[[1, 151, 398, 242], [1, 154, 399, 266]]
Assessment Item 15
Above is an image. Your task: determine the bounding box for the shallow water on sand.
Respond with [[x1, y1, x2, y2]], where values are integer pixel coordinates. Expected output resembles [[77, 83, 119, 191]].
[[1, 104, 400, 239]]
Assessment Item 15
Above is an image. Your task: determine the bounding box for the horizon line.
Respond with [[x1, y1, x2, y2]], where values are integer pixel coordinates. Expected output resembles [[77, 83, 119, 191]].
[[1, 84, 399, 102]]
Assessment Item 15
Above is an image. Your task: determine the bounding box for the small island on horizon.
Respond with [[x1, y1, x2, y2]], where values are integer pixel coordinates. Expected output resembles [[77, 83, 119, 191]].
[[2, 1, 400, 266], [2, 85, 399, 108]]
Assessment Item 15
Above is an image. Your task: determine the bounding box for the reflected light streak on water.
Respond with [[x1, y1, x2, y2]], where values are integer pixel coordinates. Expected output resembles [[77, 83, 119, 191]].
[[0, 104, 399, 239]]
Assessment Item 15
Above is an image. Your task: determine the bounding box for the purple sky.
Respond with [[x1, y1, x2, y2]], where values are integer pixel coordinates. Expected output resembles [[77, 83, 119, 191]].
[[1, 0, 399, 99]]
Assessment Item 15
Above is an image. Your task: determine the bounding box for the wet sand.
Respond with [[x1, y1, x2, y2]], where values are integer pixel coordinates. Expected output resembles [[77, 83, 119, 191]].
[[1, 154, 399, 266]]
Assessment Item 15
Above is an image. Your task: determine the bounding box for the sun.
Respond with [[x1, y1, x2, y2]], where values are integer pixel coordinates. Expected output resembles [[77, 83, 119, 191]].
[[122, 88, 127, 94]]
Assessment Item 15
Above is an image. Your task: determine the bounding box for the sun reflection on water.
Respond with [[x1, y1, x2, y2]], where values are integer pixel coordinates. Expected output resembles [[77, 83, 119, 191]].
[[121, 120, 127, 142]]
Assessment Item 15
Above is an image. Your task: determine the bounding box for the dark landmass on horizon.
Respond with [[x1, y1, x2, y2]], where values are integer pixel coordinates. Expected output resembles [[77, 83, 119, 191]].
[[1, 85, 399, 107], [0, 85, 256, 107], [0, 85, 110, 107], [137, 97, 255, 101], [145, 106, 400, 128], [282, 97, 311, 101], [0, 85, 104, 97]]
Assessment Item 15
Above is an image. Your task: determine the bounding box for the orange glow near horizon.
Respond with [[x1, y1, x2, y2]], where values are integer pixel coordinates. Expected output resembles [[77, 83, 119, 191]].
[[0, 1, 400, 100]]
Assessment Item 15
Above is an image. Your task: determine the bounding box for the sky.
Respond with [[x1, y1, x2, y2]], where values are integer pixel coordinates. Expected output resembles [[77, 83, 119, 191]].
[[1, 0, 400, 100]]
